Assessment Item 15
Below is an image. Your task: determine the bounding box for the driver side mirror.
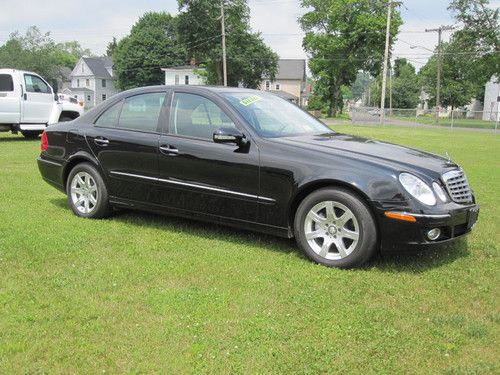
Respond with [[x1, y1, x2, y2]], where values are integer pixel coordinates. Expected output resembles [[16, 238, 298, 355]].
[[213, 127, 248, 146]]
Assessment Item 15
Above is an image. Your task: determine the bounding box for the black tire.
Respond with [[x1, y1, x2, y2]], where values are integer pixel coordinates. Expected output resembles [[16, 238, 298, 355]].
[[21, 131, 42, 139], [294, 187, 378, 268], [66, 162, 111, 219]]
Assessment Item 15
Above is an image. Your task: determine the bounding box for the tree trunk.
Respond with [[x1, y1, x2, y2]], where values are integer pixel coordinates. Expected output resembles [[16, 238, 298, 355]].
[[328, 84, 341, 118]]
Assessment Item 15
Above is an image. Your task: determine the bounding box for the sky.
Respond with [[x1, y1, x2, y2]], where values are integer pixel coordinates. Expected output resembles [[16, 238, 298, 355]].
[[0, 0, 498, 70]]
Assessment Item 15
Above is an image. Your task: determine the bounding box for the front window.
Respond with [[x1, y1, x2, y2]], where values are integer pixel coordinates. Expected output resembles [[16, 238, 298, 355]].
[[223, 92, 332, 138], [24, 74, 51, 94]]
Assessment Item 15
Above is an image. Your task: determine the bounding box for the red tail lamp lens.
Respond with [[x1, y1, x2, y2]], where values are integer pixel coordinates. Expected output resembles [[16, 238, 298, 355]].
[[41, 131, 48, 151]]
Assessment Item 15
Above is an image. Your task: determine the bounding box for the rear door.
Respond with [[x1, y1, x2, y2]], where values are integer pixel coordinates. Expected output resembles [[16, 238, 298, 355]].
[[0, 73, 21, 124], [21, 73, 54, 123], [85, 91, 167, 204]]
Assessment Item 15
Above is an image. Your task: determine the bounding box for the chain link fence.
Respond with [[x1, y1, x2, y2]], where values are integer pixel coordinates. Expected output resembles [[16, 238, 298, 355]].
[[349, 107, 499, 131]]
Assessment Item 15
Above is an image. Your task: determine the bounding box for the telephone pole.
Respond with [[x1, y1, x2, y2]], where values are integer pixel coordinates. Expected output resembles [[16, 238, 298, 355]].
[[380, 1, 401, 125], [425, 25, 454, 123], [220, 0, 228, 86]]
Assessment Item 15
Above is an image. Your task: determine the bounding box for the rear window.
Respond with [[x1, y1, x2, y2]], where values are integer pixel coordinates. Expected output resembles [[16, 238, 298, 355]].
[[0, 74, 14, 92]]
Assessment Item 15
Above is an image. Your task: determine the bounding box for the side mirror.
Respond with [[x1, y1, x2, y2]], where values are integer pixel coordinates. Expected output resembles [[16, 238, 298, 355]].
[[213, 127, 248, 146]]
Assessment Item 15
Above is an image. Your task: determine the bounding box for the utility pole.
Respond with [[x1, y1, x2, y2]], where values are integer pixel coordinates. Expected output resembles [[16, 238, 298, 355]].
[[380, 1, 401, 125], [425, 25, 454, 123], [220, 0, 228, 87]]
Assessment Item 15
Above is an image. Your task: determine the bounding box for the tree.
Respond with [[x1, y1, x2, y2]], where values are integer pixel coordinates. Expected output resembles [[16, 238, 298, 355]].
[[106, 37, 117, 57], [448, 0, 499, 91], [350, 71, 374, 102], [391, 58, 420, 108], [113, 13, 187, 90], [177, 0, 278, 87], [300, 0, 402, 117], [0, 26, 91, 84], [419, 36, 479, 109]]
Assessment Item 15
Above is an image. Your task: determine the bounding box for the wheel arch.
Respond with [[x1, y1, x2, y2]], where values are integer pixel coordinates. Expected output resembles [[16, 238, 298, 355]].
[[288, 179, 378, 235], [63, 152, 101, 188]]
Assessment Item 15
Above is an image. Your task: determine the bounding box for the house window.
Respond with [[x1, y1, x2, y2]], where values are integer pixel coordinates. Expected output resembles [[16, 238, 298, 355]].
[[87, 95, 91, 101], [86, 79, 89, 86], [185, 75, 189, 85], [275, 83, 281, 90], [77, 79, 80, 88], [102, 94, 107, 101], [102, 79, 106, 88], [81, 64, 84, 73], [265, 81, 270, 90], [175, 74, 179, 85]]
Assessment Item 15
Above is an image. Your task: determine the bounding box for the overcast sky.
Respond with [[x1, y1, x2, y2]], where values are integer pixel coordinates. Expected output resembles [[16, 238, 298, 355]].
[[1, 0, 498, 70]]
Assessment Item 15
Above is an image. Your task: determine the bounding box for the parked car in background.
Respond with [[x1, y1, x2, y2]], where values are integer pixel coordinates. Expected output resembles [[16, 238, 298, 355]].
[[37, 86, 479, 268], [0, 69, 84, 138]]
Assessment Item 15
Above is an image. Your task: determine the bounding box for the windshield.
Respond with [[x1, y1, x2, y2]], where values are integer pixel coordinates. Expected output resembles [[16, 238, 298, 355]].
[[222, 92, 333, 138]]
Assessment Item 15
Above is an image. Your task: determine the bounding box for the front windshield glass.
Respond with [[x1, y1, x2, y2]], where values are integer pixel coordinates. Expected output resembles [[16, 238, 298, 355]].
[[222, 92, 333, 138]]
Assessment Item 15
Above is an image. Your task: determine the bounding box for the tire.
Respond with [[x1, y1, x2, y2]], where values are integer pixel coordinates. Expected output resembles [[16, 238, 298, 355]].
[[66, 163, 111, 219], [294, 187, 378, 268], [21, 131, 42, 139]]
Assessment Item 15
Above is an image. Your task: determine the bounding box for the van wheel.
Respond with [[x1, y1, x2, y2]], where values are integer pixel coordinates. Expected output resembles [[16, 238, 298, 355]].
[[66, 163, 111, 219], [294, 187, 378, 268], [21, 131, 42, 139]]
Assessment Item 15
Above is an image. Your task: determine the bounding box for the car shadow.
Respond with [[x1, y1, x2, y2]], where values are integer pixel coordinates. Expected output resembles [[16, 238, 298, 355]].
[[49, 198, 470, 271]]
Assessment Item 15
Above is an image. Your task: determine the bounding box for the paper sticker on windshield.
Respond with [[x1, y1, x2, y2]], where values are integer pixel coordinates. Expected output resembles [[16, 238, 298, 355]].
[[240, 95, 262, 106]]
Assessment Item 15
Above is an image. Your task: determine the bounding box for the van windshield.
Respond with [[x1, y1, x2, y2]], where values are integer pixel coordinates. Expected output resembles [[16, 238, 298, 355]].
[[222, 92, 333, 138]]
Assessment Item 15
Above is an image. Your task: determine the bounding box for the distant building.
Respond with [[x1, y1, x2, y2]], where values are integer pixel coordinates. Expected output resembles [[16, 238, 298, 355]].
[[162, 59, 206, 86], [62, 56, 116, 109], [259, 59, 307, 106], [483, 76, 500, 121]]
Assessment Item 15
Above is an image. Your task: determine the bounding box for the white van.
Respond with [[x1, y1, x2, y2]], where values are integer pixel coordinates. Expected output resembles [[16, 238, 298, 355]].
[[0, 69, 84, 138]]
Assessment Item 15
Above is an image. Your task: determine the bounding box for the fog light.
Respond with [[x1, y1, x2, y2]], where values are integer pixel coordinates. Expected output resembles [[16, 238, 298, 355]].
[[427, 228, 441, 241]]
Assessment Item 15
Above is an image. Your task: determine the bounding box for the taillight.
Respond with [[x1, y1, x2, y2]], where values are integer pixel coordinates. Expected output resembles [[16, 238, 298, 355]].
[[41, 131, 48, 151]]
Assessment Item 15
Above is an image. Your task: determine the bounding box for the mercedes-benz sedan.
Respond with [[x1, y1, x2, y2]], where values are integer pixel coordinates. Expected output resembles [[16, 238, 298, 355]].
[[37, 86, 479, 268]]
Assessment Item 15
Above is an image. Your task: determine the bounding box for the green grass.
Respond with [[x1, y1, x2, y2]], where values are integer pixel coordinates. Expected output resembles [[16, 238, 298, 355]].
[[0, 126, 499, 374], [392, 114, 497, 129]]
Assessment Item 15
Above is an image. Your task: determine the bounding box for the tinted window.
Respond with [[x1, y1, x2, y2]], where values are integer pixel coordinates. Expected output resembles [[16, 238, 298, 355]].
[[95, 101, 121, 127], [170, 93, 236, 140], [118, 93, 165, 132], [0, 74, 14, 91], [24, 74, 51, 94]]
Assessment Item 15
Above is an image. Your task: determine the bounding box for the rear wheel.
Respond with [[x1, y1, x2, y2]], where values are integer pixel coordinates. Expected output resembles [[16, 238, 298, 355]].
[[21, 131, 42, 139], [294, 187, 378, 268], [66, 163, 111, 218]]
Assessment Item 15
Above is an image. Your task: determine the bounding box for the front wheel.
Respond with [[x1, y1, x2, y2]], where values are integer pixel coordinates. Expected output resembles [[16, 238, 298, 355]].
[[294, 188, 378, 268], [66, 163, 111, 219]]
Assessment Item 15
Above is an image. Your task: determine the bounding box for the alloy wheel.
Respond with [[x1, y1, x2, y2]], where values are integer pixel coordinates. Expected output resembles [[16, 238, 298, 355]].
[[70, 172, 98, 214]]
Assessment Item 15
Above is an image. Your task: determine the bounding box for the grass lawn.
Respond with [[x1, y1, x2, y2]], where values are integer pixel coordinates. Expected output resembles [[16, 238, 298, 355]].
[[0, 126, 498, 374]]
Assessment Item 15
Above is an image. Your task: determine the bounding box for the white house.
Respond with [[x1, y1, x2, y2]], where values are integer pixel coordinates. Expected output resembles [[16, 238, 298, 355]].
[[259, 59, 307, 106], [63, 57, 117, 109], [161, 62, 206, 86], [482, 76, 500, 121]]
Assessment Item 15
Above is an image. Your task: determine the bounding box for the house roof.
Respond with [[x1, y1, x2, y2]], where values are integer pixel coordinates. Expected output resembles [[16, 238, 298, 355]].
[[272, 59, 306, 80], [82, 57, 113, 79], [161, 65, 205, 71]]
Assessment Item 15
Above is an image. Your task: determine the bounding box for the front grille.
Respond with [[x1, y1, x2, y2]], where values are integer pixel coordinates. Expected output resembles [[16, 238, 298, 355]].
[[442, 169, 473, 204]]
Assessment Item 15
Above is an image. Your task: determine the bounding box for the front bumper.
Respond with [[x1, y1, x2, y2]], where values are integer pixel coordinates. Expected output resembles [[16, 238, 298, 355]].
[[377, 204, 479, 252]]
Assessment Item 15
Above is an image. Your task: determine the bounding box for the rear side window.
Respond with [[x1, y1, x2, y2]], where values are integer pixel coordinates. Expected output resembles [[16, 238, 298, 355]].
[[95, 101, 122, 127], [0, 74, 14, 91], [118, 93, 165, 132], [24, 74, 51, 94]]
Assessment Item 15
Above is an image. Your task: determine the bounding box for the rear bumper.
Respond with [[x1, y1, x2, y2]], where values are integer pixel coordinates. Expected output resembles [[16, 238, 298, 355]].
[[377, 204, 479, 252], [37, 156, 65, 192]]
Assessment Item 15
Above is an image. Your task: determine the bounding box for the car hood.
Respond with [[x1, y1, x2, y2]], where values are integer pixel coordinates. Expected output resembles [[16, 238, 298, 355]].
[[271, 132, 458, 175]]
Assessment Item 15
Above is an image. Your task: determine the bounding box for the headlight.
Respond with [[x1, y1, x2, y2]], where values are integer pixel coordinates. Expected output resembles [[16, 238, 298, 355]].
[[399, 173, 436, 206], [432, 182, 448, 202]]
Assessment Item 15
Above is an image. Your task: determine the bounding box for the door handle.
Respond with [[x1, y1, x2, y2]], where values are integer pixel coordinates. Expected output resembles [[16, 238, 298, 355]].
[[94, 137, 109, 146], [159, 144, 178, 155]]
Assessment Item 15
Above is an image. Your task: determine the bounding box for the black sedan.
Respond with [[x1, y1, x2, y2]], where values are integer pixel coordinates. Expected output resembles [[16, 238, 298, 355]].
[[37, 86, 479, 268]]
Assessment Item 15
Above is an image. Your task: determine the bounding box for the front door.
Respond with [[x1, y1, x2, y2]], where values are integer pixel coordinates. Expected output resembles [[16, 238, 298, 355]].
[[85, 91, 167, 204], [158, 91, 260, 223], [21, 73, 54, 123]]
